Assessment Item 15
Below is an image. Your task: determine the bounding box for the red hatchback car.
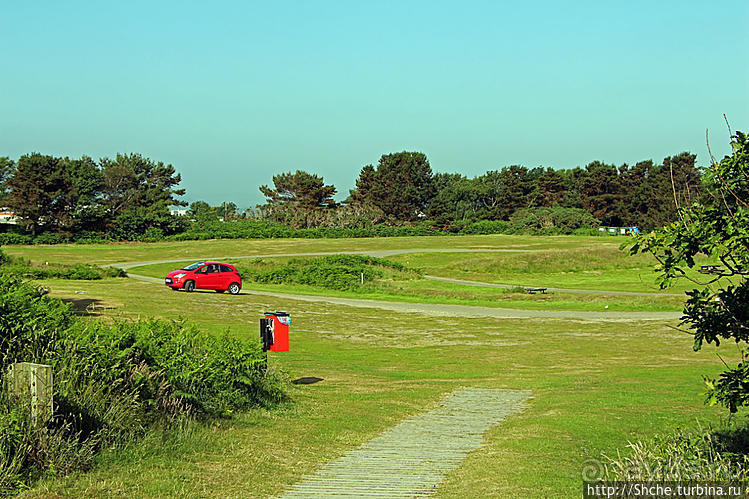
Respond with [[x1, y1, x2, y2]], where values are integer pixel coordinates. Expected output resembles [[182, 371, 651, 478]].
[[165, 262, 242, 294]]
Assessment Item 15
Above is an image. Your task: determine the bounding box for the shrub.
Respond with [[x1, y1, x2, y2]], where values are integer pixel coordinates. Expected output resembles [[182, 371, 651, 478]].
[[604, 426, 749, 481], [459, 220, 512, 235], [0, 257, 126, 281], [239, 254, 419, 291], [249, 263, 383, 291], [0, 275, 287, 492], [169, 219, 445, 241], [0, 274, 74, 369], [0, 233, 33, 245], [72, 231, 113, 244], [139, 227, 165, 242], [510, 207, 600, 234], [32, 233, 68, 245], [61, 319, 285, 417], [313, 254, 410, 271], [0, 391, 99, 493]]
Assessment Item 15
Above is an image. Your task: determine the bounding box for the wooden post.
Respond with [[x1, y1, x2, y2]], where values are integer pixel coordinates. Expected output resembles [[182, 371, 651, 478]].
[[6, 362, 54, 426]]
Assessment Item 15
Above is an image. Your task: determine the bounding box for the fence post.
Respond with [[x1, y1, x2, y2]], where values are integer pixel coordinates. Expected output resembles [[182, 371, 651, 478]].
[[6, 362, 54, 426]]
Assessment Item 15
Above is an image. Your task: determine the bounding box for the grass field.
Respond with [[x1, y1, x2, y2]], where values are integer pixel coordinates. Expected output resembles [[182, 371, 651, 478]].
[[125, 256, 685, 312], [4, 235, 732, 497]]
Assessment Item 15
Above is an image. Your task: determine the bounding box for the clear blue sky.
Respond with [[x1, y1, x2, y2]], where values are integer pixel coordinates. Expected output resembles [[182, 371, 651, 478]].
[[1, 1, 747, 209]]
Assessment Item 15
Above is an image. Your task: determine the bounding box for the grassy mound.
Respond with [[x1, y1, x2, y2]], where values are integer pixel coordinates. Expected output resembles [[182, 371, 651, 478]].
[[237, 254, 421, 292], [0, 248, 125, 280]]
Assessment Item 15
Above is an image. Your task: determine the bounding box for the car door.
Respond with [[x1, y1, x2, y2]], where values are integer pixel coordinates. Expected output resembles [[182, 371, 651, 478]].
[[194, 264, 220, 289], [204, 264, 222, 289], [218, 264, 233, 290]]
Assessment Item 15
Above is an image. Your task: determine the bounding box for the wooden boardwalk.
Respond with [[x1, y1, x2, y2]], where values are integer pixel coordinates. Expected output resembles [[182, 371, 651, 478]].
[[280, 388, 530, 498]]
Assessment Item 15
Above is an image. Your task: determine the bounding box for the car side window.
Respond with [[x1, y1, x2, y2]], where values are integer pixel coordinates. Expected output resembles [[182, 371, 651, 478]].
[[206, 265, 217, 273], [220, 265, 232, 273]]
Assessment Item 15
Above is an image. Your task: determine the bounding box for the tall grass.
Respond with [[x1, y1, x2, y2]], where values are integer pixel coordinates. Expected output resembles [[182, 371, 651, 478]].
[[0, 254, 126, 280], [604, 426, 749, 481]]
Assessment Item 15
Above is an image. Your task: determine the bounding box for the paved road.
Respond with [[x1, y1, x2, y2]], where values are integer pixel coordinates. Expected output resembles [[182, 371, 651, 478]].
[[117, 251, 681, 321]]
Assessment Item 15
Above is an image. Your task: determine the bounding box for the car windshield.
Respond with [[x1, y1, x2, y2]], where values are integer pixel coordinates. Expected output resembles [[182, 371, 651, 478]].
[[181, 262, 206, 271]]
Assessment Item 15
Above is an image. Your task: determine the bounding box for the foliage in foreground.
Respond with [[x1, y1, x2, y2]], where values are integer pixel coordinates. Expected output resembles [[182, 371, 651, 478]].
[[605, 425, 749, 481], [629, 130, 749, 414], [0, 274, 286, 493]]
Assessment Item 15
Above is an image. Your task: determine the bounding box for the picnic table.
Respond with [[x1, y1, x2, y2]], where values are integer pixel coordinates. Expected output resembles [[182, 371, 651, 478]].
[[699, 265, 723, 274], [526, 287, 548, 294]]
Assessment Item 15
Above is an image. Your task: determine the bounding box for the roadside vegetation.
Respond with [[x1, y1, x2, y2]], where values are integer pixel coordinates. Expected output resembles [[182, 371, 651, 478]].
[[0, 250, 125, 280], [236, 254, 420, 291]]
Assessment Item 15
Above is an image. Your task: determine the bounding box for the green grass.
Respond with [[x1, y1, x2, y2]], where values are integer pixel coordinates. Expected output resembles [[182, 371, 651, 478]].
[[0, 233, 640, 266], [128, 253, 685, 312], [386, 248, 714, 294], [5, 235, 737, 497]]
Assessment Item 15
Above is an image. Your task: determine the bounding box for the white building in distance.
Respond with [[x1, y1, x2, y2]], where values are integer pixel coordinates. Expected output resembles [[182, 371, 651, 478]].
[[0, 209, 18, 225]]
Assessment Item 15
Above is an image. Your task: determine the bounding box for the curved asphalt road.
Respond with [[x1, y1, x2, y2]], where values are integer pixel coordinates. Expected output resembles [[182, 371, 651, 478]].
[[109, 249, 682, 321]]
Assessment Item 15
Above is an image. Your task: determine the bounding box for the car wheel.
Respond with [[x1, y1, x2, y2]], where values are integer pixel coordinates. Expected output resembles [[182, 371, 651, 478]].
[[184, 280, 195, 292], [228, 282, 241, 295]]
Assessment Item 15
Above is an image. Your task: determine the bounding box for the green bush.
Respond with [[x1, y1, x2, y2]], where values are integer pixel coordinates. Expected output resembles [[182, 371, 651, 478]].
[[168, 219, 444, 241], [72, 231, 114, 244], [510, 207, 600, 234], [0, 257, 126, 280], [0, 233, 33, 245], [0, 274, 74, 369], [32, 233, 68, 245], [313, 254, 410, 271], [2, 211, 606, 245], [459, 220, 512, 235], [0, 390, 99, 493], [238, 254, 419, 291], [0, 275, 287, 492], [106, 209, 188, 242], [62, 319, 284, 417], [139, 227, 165, 242]]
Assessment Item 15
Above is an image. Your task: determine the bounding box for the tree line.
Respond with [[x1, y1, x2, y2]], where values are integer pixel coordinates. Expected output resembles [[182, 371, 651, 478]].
[[0, 153, 186, 240], [258, 151, 701, 230], [0, 148, 702, 241]]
